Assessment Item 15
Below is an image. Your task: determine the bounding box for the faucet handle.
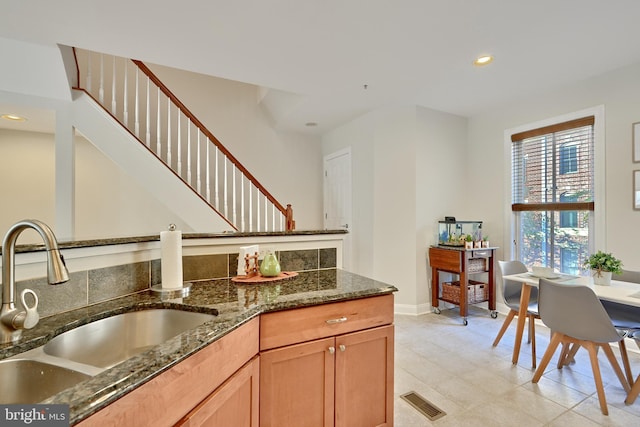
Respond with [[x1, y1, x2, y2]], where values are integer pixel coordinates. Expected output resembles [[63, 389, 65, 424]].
[[17, 289, 40, 329]]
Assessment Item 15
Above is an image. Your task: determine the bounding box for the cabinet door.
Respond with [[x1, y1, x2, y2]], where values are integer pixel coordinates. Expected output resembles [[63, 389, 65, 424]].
[[177, 356, 259, 427], [260, 337, 335, 427], [335, 325, 394, 427]]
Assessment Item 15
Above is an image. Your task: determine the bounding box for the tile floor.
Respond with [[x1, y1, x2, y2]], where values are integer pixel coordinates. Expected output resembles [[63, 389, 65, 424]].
[[394, 306, 640, 426]]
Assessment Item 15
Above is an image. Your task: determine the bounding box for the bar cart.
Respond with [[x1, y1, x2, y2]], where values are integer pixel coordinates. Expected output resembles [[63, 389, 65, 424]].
[[428, 243, 498, 325]]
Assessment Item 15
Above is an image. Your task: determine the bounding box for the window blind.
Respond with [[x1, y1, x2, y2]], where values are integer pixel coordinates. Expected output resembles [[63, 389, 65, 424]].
[[511, 116, 595, 212]]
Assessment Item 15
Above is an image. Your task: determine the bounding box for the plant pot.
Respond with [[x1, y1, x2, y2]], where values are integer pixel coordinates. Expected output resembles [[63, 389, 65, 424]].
[[474, 241, 482, 248], [464, 241, 473, 249], [592, 270, 612, 286], [482, 241, 489, 248]]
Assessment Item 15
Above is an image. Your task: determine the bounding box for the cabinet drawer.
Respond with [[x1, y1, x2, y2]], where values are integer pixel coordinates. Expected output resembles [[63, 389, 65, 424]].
[[471, 250, 490, 258], [429, 248, 462, 272], [260, 294, 394, 350]]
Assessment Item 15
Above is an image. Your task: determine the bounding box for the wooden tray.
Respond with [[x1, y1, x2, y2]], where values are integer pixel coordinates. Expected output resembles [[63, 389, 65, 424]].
[[231, 271, 299, 283]]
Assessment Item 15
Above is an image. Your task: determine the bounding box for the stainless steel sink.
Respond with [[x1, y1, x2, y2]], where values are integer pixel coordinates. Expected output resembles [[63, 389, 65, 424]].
[[43, 309, 215, 369], [0, 359, 91, 404]]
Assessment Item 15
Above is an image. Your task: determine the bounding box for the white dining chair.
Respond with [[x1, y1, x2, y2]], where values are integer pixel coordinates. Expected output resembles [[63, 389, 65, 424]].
[[625, 330, 640, 405], [493, 260, 540, 368], [601, 269, 640, 383]]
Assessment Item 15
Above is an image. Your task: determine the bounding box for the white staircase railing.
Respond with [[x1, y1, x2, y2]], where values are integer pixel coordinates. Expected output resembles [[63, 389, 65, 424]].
[[73, 48, 295, 232]]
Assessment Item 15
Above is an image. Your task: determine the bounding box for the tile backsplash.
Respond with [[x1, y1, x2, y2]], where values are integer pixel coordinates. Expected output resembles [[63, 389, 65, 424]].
[[15, 248, 337, 318]]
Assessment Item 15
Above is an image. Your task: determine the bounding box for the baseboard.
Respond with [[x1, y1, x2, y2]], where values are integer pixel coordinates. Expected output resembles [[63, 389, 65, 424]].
[[394, 301, 512, 316], [394, 303, 432, 316]]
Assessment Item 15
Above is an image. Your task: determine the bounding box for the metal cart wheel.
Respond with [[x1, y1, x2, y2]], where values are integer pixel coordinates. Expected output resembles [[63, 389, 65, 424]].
[[490, 311, 498, 319], [433, 307, 441, 314]]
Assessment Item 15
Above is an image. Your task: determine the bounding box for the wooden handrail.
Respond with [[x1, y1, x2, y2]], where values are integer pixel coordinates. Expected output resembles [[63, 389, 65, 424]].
[[132, 60, 287, 217], [71, 48, 295, 231], [75, 87, 238, 231]]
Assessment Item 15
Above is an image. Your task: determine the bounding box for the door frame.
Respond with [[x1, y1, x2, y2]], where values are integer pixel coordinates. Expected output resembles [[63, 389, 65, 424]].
[[323, 147, 352, 270]]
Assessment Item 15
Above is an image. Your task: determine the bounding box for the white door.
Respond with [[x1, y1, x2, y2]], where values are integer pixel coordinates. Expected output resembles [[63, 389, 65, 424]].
[[324, 148, 352, 270]]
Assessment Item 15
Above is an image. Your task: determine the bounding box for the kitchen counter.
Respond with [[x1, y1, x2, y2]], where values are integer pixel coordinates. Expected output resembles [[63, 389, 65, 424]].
[[2, 229, 347, 254], [0, 269, 396, 425]]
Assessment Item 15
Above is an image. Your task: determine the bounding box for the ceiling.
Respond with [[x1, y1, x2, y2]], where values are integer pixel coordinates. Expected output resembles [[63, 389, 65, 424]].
[[2, 0, 640, 135]]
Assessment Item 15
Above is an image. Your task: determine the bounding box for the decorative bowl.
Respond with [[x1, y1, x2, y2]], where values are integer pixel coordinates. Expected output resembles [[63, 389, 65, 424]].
[[532, 266, 555, 278]]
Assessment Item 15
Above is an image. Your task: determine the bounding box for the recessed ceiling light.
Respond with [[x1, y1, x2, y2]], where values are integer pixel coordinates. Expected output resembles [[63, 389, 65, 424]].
[[1, 114, 27, 122], [305, 122, 318, 127], [473, 55, 494, 66]]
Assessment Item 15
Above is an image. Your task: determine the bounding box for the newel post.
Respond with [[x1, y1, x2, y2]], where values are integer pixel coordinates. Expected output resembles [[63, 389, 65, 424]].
[[285, 204, 295, 231]]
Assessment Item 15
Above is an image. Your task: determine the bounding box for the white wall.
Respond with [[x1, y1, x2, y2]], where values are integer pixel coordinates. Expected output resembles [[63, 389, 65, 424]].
[[372, 107, 417, 308], [0, 129, 192, 243], [323, 113, 375, 276], [415, 106, 468, 311], [467, 61, 640, 270], [0, 129, 56, 243], [74, 132, 193, 240], [322, 105, 468, 312], [0, 37, 71, 101], [146, 64, 324, 230]]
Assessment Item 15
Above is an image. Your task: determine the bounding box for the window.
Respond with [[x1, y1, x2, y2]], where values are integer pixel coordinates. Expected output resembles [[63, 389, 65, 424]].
[[560, 248, 580, 275], [559, 193, 578, 228], [511, 116, 594, 273], [559, 143, 578, 175]]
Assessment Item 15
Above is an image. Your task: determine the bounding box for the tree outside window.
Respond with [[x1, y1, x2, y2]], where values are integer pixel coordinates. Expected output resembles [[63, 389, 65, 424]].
[[511, 117, 594, 273]]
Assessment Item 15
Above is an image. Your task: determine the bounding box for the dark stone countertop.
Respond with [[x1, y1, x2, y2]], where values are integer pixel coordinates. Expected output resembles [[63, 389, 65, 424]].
[[0, 269, 396, 425], [3, 229, 348, 254]]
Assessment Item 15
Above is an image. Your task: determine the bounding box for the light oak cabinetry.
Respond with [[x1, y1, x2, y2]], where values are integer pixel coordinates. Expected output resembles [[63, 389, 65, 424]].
[[259, 295, 394, 427], [176, 356, 259, 427], [77, 317, 259, 427]]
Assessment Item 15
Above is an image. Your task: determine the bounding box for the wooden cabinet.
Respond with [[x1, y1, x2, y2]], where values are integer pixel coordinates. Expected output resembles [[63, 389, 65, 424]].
[[176, 356, 259, 427], [428, 246, 497, 325], [76, 317, 259, 427], [334, 325, 394, 427], [259, 295, 394, 427], [74, 294, 395, 427]]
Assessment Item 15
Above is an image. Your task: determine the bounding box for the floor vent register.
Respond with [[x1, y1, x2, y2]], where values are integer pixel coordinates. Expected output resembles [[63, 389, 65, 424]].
[[400, 391, 446, 421]]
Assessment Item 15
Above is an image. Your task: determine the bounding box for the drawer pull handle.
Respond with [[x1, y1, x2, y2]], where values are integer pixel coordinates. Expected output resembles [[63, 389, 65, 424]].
[[339, 345, 346, 352], [329, 346, 336, 354], [326, 316, 348, 324]]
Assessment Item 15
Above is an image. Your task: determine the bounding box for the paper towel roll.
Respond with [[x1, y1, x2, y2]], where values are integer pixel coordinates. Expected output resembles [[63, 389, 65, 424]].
[[161, 226, 183, 289]]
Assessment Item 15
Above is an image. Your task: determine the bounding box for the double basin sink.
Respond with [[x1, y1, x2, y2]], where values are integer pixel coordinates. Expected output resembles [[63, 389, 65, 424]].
[[0, 308, 216, 404]]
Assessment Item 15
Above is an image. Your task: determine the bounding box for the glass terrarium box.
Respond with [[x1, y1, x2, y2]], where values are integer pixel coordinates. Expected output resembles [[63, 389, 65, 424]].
[[437, 220, 483, 247]]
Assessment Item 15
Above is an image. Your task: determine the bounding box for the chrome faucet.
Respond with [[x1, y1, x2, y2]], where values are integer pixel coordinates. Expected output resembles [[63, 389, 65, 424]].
[[1, 219, 69, 343]]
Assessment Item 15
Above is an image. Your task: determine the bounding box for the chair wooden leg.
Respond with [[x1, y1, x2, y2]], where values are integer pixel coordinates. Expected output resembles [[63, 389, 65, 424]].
[[560, 343, 580, 367], [527, 314, 532, 344], [530, 315, 536, 369], [626, 374, 640, 405], [533, 332, 562, 383], [567, 343, 580, 363], [618, 339, 634, 387], [557, 342, 571, 369], [584, 342, 609, 416], [493, 310, 516, 347], [602, 343, 630, 392]]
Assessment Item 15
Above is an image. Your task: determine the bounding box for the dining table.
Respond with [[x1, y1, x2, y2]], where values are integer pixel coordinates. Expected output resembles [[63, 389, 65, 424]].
[[502, 272, 640, 365]]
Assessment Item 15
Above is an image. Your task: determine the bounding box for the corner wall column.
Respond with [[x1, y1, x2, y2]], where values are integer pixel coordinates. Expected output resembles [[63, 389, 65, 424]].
[[55, 106, 75, 239]]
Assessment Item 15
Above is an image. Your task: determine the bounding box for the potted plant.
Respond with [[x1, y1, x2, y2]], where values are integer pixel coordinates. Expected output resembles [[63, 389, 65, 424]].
[[464, 234, 474, 249], [482, 236, 490, 248], [583, 250, 623, 286]]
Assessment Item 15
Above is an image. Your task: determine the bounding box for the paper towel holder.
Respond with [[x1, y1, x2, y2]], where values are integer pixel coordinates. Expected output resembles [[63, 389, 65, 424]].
[[151, 223, 191, 297]]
